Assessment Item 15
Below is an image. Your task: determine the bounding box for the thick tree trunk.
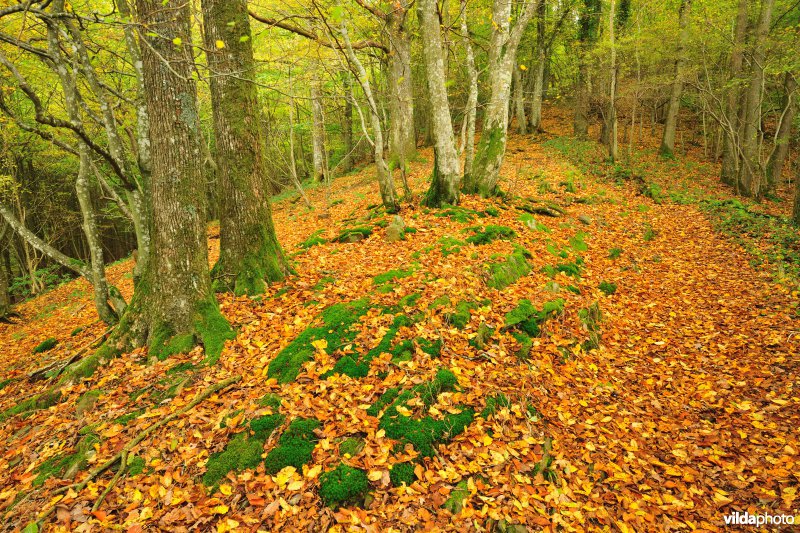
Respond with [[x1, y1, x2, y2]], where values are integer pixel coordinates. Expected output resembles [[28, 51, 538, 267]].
[[460, 0, 478, 181], [720, 0, 749, 186], [738, 0, 774, 198], [417, 0, 461, 207], [202, 0, 291, 296], [659, 0, 691, 157], [386, 4, 416, 178], [528, 0, 547, 132], [107, 0, 234, 364], [340, 20, 399, 213], [465, 0, 537, 197], [513, 67, 528, 135], [766, 73, 797, 189]]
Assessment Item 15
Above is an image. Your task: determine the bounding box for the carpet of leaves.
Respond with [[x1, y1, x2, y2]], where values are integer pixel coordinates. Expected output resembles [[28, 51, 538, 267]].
[[0, 113, 797, 532]]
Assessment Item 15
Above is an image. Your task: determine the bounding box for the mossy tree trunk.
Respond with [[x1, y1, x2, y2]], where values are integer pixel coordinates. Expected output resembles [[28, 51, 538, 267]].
[[766, 73, 797, 190], [465, 0, 537, 197], [417, 0, 461, 207], [659, 0, 691, 157], [105, 0, 234, 363], [386, 3, 416, 193], [202, 0, 291, 296]]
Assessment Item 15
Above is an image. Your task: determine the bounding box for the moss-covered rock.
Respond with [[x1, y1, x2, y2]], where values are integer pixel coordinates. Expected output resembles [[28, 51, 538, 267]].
[[486, 249, 531, 290], [334, 227, 373, 243], [264, 418, 321, 474], [389, 461, 416, 487], [299, 230, 327, 249], [0, 389, 62, 423], [75, 390, 104, 419], [268, 299, 370, 383], [319, 464, 369, 508], [32, 338, 58, 354], [464, 225, 516, 245]]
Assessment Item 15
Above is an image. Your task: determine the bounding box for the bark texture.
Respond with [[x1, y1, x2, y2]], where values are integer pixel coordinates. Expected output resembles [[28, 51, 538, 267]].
[[459, 0, 478, 181], [720, 0, 749, 186], [766, 73, 797, 189], [659, 0, 691, 157], [203, 0, 291, 296]]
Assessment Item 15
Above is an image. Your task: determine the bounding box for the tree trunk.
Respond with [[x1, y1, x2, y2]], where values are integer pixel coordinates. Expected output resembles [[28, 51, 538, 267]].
[[794, 173, 800, 226], [107, 0, 234, 364], [574, 0, 600, 139], [417, 0, 461, 207], [0, 223, 12, 318], [720, 0, 749, 186], [341, 71, 354, 173], [310, 73, 328, 183], [386, 4, 416, 178], [767, 73, 797, 189], [460, 0, 479, 181], [606, 0, 619, 162], [340, 20, 399, 213], [659, 0, 691, 157], [202, 0, 291, 296], [513, 67, 528, 134], [465, 0, 537, 197], [738, 0, 775, 198], [528, 0, 547, 132]]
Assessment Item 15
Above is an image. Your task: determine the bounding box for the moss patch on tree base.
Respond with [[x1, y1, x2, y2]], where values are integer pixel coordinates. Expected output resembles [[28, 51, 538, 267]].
[[319, 463, 369, 508], [268, 299, 370, 383]]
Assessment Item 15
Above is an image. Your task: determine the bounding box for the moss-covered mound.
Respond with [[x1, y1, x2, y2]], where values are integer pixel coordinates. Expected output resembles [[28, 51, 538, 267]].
[[268, 299, 370, 383], [446, 300, 476, 329], [319, 463, 369, 508], [486, 248, 531, 289], [504, 298, 564, 337], [264, 418, 321, 474], [368, 369, 474, 457], [32, 337, 58, 354], [389, 461, 416, 486], [323, 314, 413, 379], [334, 227, 373, 243], [464, 225, 516, 245]]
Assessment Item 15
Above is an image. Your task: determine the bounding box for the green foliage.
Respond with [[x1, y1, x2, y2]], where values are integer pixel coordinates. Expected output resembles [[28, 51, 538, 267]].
[[486, 248, 531, 289], [268, 299, 370, 383], [264, 418, 321, 474], [464, 225, 516, 245], [389, 462, 416, 486], [9, 264, 76, 302], [599, 281, 617, 295], [319, 464, 369, 508], [32, 337, 58, 354]]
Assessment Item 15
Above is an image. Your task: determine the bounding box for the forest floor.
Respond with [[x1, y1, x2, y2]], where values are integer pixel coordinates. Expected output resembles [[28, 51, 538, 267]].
[[0, 108, 798, 532]]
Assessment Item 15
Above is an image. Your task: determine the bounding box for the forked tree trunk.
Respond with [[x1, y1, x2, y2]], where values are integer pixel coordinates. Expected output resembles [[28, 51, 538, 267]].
[[417, 0, 461, 207], [202, 0, 291, 296], [738, 0, 774, 198], [107, 0, 234, 364], [720, 0, 749, 186], [465, 0, 537, 197], [659, 0, 691, 157]]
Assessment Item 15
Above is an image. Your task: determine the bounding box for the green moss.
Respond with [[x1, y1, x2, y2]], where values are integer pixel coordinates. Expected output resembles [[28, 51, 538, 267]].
[[388, 292, 421, 313], [481, 394, 510, 418], [483, 207, 500, 217], [339, 437, 365, 458], [512, 332, 533, 360], [250, 413, 285, 440], [0, 389, 62, 423], [319, 464, 369, 508], [126, 455, 146, 476], [114, 408, 145, 426], [373, 268, 414, 286], [464, 225, 516, 245], [438, 236, 465, 257], [324, 313, 411, 379], [417, 337, 442, 358], [32, 338, 58, 354], [334, 227, 373, 243], [264, 418, 320, 474], [389, 462, 416, 486], [366, 387, 400, 418], [446, 300, 475, 329], [203, 432, 265, 487], [76, 390, 104, 418], [504, 298, 564, 337], [429, 295, 451, 309], [195, 300, 236, 365], [468, 322, 495, 350], [167, 362, 196, 375], [443, 480, 470, 514], [433, 205, 480, 223], [599, 281, 617, 295], [257, 393, 282, 411], [579, 303, 603, 351], [541, 258, 584, 279], [33, 432, 99, 487], [313, 276, 336, 292], [70, 327, 84, 337], [300, 230, 328, 249], [268, 299, 370, 383], [486, 249, 531, 290]]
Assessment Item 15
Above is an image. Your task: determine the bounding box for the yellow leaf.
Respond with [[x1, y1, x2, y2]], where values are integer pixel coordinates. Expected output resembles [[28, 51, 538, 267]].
[[395, 405, 412, 416], [368, 470, 383, 481], [219, 484, 232, 496], [287, 480, 304, 491], [305, 464, 322, 478], [211, 504, 229, 515], [172, 37, 182, 46], [215, 40, 225, 49], [311, 339, 328, 351]]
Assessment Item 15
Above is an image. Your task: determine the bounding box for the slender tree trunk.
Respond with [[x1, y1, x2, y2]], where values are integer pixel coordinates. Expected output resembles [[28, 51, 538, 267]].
[[107, 0, 234, 363], [659, 0, 691, 157], [738, 0, 775, 198], [341, 71, 354, 173], [720, 0, 749, 186], [387, 4, 416, 180], [202, 0, 291, 295], [767, 73, 797, 189], [794, 173, 800, 226], [513, 67, 528, 134], [574, 0, 603, 140], [340, 19, 399, 213], [0, 223, 13, 318], [466, 0, 537, 197], [606, 0, 619, 162], [529, 0, 547, 132], [460, 0, 478, 182], [417, 0, 461, 206], [310, 73, 328, 182]]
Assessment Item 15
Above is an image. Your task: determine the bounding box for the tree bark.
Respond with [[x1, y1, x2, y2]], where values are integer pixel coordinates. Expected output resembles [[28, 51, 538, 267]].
[[720, 0, 749, 186], [386, 3, 416, 176], [202, 0, 291, 296], [107, 0, 234, 363], [341, 71, 354, 173], [465, 0, 537, 197], [766, 73, 797, 189], [340, 19, 399, 213], [574, 0, 600, 138], [417, 0, 461, 207], [310, 72, 328, 183], [528, 0, 547, 132], [0, 223, 12, 318], [606, 0, 619, 162], [659, 0, 691, 157], [738, 0, 775, 198], [513, 67, 528, 135], [459, 0, 478, 181]]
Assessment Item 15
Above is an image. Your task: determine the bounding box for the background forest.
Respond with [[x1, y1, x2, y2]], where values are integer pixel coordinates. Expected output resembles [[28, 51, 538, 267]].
[[0, 0, 798, 530]]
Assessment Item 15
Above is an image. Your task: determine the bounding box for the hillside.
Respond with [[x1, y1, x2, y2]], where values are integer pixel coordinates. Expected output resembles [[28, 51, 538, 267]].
[[1, 120, 798, 532]]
